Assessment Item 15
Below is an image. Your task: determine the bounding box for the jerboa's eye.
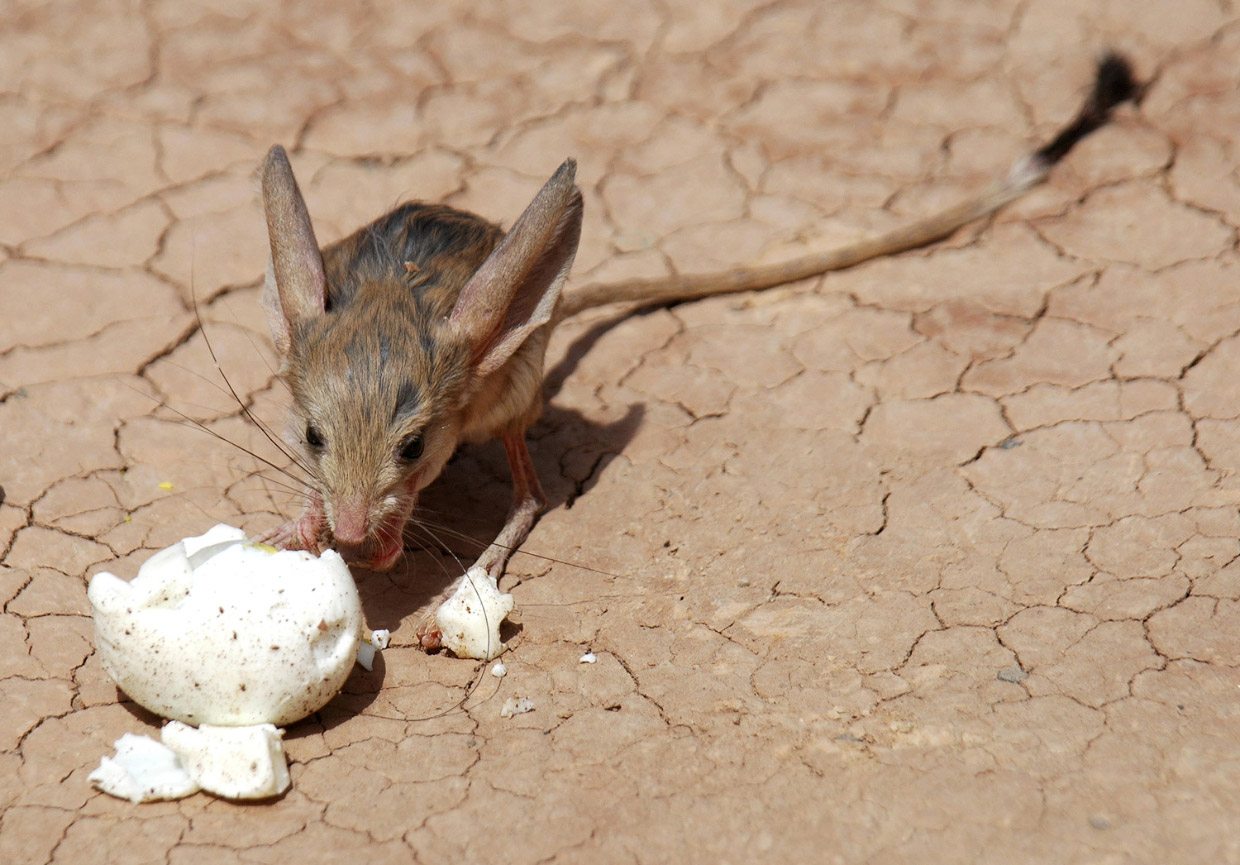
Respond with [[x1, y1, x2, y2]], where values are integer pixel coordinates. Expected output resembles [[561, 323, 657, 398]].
[[399, 434, 424, 461]]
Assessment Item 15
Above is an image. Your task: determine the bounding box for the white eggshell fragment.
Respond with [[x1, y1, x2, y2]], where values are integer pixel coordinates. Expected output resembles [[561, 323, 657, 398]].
[[89, 524, 362, 727], [161, 722, 290, 800], [355, 629, 391, 672], [356, 642, 377, 671], [88, 733, 200, 803], [435, 567, 514, 661], [500, 697, 535, 718]]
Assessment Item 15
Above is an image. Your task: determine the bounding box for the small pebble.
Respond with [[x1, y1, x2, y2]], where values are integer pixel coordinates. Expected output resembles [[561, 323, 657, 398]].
[[997, 667, 1028, 683], [491, 661, 507, 678], [579, 652, 596, 664]]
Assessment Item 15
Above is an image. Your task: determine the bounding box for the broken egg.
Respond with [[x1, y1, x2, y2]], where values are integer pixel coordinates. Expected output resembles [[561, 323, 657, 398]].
[[88, 524, 362, 727]]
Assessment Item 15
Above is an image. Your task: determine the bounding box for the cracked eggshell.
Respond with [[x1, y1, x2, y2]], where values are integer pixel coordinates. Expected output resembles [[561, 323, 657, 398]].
[[355, 628, 390, 672], [161, 721, 290, 800], [89, 524, 362, 727], [88, 733, 200, 803], [435, 567, 514, 661]]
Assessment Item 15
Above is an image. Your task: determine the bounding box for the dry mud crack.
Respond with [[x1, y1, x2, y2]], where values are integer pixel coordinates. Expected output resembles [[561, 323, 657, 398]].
[[3, 1, 1240, 863]]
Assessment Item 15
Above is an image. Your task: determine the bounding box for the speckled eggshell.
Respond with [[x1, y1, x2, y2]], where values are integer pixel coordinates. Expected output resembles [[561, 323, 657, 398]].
[[89, 525, 362, 727], [435, 567, 514, 661], [161, 721, 290, 799]]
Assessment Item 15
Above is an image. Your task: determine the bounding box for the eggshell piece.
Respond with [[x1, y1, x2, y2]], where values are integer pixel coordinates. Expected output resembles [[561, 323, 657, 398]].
[[435, 567, 514, 661], [88, 733, 200, 803], [89, 524, 362, 727], [500, 696, 535, 718], [356, 641, 377, 671], [355, 628, 391, 672], [161, 722, 290, 800]]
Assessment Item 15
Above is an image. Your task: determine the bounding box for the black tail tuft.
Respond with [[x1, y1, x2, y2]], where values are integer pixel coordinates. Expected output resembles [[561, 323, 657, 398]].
[[1092, 52, 1139, 113], [1033, 51, 1138, 167]]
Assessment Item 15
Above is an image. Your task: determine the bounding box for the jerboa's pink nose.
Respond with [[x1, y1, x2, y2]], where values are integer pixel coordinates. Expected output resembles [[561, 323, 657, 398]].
[[331, 497, 371, 545]]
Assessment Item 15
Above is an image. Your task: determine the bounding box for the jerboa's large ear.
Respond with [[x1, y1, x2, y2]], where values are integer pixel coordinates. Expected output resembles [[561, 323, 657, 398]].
[[261, 145, 327, 354], [448, 160, 583, 377]]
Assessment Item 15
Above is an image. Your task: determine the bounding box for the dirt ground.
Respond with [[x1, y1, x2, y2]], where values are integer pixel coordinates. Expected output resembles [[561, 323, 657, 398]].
[[3, 0, 1240, 862]]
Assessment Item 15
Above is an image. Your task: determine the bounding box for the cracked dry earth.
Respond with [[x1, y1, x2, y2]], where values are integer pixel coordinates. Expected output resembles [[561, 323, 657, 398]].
[[2, 1, 1240, 863]]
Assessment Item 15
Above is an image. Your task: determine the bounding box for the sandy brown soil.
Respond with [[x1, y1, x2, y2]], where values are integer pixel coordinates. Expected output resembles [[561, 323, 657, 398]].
[[3, 1, 1240, 862]]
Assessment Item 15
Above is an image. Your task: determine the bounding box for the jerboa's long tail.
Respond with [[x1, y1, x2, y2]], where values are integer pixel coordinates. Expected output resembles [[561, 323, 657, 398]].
[[558, 53, 1137, 320]]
